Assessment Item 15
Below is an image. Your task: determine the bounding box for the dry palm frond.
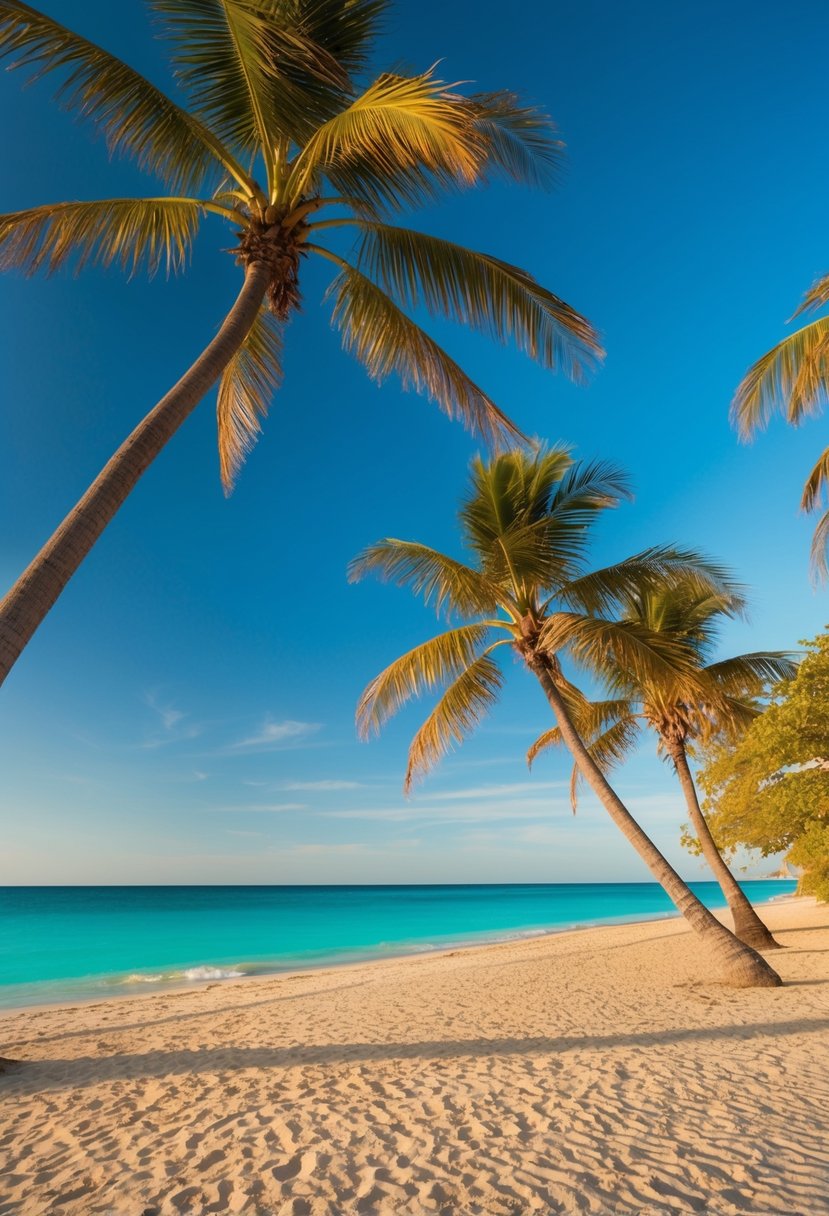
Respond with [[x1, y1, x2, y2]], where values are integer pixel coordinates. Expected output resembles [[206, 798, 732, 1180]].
[[355, 222, 601, 380], [732, 316, 829, 436], [347, 540, 501, 618], [324, 259, 522, 448], [0, 197, 204, 276], [404, 651, 504, 791], [216, 306, 283, 493], [0, 0, 238, 192], [356, 623, 490, 739]]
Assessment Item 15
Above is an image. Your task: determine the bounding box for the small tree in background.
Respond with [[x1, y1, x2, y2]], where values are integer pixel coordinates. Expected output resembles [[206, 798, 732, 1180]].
[[699, 632, 829, 901]]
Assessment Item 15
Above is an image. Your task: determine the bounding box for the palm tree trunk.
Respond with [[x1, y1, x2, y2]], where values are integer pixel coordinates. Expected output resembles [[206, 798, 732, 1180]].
[[524, 649, 782, 987], [668, 741, 783, 950], [0, 261, 272, 689]]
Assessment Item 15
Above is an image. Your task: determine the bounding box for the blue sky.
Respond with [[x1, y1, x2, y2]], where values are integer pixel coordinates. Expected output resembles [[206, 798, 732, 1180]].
[[1, 0, 827, 885]]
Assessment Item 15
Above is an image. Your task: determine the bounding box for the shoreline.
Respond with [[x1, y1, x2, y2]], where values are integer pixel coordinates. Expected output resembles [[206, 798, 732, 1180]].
[[0, 890, 803, 1020]]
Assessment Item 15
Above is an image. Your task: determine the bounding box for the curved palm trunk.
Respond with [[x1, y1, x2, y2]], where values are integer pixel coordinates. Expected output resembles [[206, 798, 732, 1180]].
[[524, 650, 782, 987], [0, 261, 272, 689], [668, 741, 782, 950]]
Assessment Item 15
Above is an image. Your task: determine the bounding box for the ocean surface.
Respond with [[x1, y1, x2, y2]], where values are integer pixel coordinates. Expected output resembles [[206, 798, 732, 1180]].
[[0, 881, 797, 1010]]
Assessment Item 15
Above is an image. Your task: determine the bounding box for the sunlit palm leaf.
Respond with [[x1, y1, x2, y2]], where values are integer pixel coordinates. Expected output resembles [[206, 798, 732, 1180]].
[[801, 445, 829, 512], [324, 259, 522, 447], [348, 540, 501, 618], [150, 0, 348, 162], [355, 222, 601, 380], [465, 91, 563, 187], [528, 703, 639, 811], [405, 651, 504, 791], [0, 0, 237, 193], [356, 623, 491, 738], [460, 446, 574, 564], [216, 306, 283, 493], [561, 548, 738, 617], [287, 70, 483, 200], [0, 197, 204, 276], [792, 272, 829, 318], [541, 613, 699, 694], [810, 507, 829, 581], [704, 651, 799, 696], [732, 316, 829, 436]]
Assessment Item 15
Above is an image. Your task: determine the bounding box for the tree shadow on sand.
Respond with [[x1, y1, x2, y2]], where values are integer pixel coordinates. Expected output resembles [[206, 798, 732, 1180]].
[[4, 1015, 829, 1094]]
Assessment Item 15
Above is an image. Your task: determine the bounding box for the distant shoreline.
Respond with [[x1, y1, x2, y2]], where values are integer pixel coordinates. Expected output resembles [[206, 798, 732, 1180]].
[[0, 888, 802, 1019]]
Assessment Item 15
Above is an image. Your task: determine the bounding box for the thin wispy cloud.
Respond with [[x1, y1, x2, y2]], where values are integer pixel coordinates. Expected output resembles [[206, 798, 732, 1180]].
[[207, 802, 307, 814], [421, 781, 567, 801], [284, 780, 363, 791], [228, 718, 321, 752], [141, 691, 203, 749]]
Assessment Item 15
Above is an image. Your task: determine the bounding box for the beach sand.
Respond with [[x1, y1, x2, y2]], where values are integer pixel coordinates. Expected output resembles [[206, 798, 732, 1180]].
[[1, 897, 827, 1215]]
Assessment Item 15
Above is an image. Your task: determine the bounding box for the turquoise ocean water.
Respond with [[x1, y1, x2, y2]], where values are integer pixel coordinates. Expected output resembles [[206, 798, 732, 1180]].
[[0, 881, 797, 1010]]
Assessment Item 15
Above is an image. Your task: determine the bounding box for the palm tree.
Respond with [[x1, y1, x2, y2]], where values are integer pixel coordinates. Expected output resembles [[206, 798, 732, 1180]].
[[732, 275, 829, 579], [350, 446, 783, 987], [0, 0, 601, 689], [527, 579, 798, 950]]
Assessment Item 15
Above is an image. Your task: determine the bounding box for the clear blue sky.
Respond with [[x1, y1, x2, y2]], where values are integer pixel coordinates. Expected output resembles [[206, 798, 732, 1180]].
[[1, 0, 826, 885]]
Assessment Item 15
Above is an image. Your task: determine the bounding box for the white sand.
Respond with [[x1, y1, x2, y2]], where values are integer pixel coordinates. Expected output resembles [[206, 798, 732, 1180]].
[[1, 897, 827, 1215]]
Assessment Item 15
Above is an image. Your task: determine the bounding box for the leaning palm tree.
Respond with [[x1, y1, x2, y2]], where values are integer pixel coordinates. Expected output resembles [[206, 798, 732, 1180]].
[[527, 579, 798, 950], [732, 275, 829, 579], [350, 446, 782, 987], [0, 0, 601, 688]]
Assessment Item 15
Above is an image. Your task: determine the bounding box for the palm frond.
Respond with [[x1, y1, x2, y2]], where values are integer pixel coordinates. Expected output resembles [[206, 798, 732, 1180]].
[[296, 0, 387, 78], [541, 612, 700, 695], [287, 69, 483, 201], [465, 90, 563, 187], [704, 651, 800, 696], [810, 506, 829, 582], [356, 623, 491, 739], [732, 316, 829, 436], [560, 548, 741, 618], [527, 704, 639, 811], [0, 197, 204, 276], [0, 0, 239, 193], [347, 540, 501, 617], [150, 0, 348, 163], [404, 651, 504, 791], [216, 306, 283, 493], [460, 445, 574, 563], [801, 445, 829, 513], [355, 222, 601, 381], [323, 257, 523, 447], [792, 271, 829, 318]]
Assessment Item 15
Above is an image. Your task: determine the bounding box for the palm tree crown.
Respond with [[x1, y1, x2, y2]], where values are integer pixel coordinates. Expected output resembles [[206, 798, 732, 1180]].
[[732, 274, 829, 579], [0, 0, 601, 491], [528, 579, 798, 803], [351, 446, 730, 790]]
